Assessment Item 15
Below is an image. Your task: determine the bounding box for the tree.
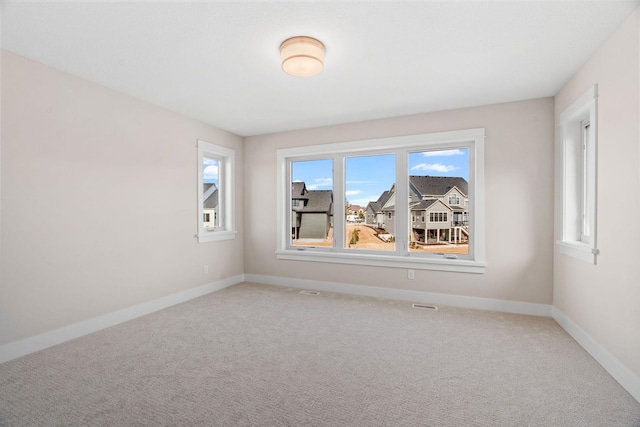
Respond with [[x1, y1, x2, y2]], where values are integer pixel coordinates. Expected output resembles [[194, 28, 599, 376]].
[[349, 228, 360, 247]]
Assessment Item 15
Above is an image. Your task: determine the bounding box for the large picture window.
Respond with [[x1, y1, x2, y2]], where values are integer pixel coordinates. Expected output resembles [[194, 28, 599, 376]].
[[276, 129, 485, 273], [197, 140, 236, 243]]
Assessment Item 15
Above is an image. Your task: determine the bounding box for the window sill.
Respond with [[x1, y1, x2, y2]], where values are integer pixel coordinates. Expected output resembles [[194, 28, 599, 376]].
[[556, 240, 598, 264], [198, 230, 237, 243], [276, 249, 486, 274]]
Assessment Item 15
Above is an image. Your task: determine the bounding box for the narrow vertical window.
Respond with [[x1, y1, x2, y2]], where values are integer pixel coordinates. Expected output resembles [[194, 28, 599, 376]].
[[557, 85, 598, 263], [197, 140, 236, 243], [202, 156, 221, 229]]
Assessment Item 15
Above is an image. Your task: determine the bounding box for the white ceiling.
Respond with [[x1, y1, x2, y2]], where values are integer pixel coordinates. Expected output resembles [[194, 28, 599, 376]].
[[2, 1, 639, 136]]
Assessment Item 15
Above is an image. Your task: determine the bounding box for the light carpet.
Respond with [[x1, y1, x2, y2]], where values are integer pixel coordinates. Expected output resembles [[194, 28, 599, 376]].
[[1, 282, 639, 426]]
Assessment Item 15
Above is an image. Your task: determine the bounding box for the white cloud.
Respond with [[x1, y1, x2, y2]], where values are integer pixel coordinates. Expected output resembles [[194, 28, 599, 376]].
[[411, 163, 458, 173], [307, 177, 332, 190], [203, 164, 219, 180], [346, 190, 361, 196], [421, 149, 465, 157]]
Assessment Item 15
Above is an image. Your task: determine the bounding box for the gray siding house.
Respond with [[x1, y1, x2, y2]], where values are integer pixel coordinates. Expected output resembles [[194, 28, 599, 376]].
[[410, 199, 460, 244], [291, 182, 333, 240], [203, 183, 218, 228], [365, 176, 469, 244], [365, 188, 393, 229], [380, 191, 396, 236]]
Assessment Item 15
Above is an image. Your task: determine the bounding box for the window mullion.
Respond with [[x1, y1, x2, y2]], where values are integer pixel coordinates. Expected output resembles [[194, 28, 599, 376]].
[[283, 159, 292, 248], [395, 150, 409, 255], [588, 105, 597, 246], [334, 154, 345, 251], [216, 158, 224, 230], [470, 139, 483, 260]]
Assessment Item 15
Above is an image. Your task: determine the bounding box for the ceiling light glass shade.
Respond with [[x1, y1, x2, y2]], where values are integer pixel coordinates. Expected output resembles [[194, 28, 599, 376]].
[[280, 36, 325, 78]]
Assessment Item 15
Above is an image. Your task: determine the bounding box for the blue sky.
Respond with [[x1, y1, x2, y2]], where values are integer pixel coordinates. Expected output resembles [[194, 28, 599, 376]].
[[203, 157, 219, 185], [292, 148, 469, 208]]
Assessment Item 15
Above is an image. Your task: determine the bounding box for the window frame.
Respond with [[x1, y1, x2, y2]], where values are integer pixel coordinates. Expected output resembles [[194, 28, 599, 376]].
[[197, 139, 236, 243], [276, 128, 486, 274], [556, 85, 598, 263], [580, 120, 591, 244]]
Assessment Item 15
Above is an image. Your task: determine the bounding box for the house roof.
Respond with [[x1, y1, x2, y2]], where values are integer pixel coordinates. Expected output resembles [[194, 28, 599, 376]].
[[381, 192, 396, 211], [291, 181, 332, 214], [291, 182, 308, 199], [203, 184, 218, 209], [411, 199, 439, 210], [411, 199, 453, 212], [300, 190, 333, 214], [409, 176, 468, 197], [367, 190, 393, 213]]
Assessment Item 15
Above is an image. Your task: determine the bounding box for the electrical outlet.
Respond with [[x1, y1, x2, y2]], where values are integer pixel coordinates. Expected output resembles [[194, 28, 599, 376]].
[[203, 265, 209, 275], [407, 269, 415, 280]]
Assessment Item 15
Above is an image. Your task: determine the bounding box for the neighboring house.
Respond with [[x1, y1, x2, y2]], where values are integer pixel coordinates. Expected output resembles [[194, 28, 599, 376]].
[[364, 204, 376, 226], [380, 191, 396, 235], [365, 189, 393, 228], [346, 204, 364, 222], [349, 204, 363, 214], [291, 182, 333, 240], [443, 186, 469, 227], [346, 205, 364, 222], [366, 176, 469, 244], [410, 199, 458, 244], [408, 176, 469, 244], [203, 183, 218, 228]]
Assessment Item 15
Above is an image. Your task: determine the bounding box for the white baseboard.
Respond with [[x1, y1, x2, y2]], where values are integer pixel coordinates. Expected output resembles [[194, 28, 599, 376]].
[[244, 274, 552, 317], [553, 307, 640, 404], [0, 274, 244, 364]]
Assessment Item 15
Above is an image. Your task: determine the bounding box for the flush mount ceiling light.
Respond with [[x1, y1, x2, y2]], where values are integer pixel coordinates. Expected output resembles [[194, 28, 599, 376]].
[[280, 36, 325, 78]]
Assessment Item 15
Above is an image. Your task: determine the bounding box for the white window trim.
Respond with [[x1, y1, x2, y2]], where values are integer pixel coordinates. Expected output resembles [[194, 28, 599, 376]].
[[276, 128, 486, 274], [556, 85, 598, 263], [197, 140, 236, 243]]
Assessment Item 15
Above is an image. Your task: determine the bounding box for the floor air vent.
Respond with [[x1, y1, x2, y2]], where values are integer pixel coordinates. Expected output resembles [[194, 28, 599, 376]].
[[299, 290, 320, 296], [412, 303, 438, 310]]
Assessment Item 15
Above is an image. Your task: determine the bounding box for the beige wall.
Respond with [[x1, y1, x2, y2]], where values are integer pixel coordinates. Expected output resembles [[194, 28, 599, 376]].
[[554, 10, 640, 377], [244, 97, 554, 305], [0, 51, 244, 346]]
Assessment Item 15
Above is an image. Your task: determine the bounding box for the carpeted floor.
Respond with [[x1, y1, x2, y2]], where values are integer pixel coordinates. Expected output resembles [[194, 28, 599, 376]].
[[1, 282, 639, 426]]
